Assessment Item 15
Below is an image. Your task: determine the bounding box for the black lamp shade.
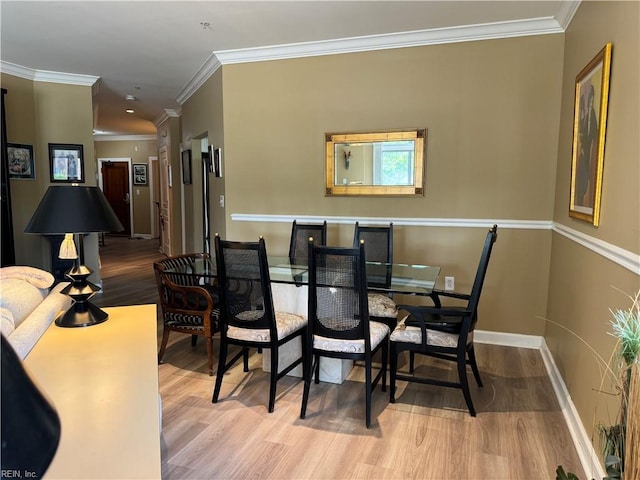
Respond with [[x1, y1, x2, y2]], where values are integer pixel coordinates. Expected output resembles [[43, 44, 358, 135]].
[[23, 186, 124, 327], [24, 185, 124, 235]]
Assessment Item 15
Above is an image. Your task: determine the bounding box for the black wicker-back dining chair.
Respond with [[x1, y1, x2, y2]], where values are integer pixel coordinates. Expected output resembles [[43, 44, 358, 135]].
[[153, 253, 219, 375], [212, 235, 307, 412], [289, 220, 327, 264], [300, 239, 389, 428], [353, 222, 397, 330], [389, 224, 498, 416]]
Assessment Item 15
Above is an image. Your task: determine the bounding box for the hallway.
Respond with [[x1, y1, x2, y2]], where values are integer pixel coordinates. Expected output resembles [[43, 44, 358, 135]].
[[92, 235, 165, 309]]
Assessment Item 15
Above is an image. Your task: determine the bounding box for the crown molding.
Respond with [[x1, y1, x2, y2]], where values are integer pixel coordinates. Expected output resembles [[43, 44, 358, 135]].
[[1, 61, 35, 80], [176, 52, 221, 105], [93, 134, 157, 142], [1, 61, 98, 86], [214, 16, 565, 66], [176, 15, 567, 105], [555, 0, 582, 30], [154, 108, 181, 127]]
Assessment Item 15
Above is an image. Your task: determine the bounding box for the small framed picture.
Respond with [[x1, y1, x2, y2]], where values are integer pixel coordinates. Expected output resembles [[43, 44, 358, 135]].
[[213, 147, 222, 178], [203, 147, 213, 174], [7, 143, 35, 179], [181, 149, 192, 185], [133, 164, 148, 185], [49, 143, 84, 183]]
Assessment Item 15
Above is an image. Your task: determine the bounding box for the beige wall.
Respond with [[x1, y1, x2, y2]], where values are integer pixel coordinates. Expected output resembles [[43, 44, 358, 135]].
[[2, 74, 101, 281], [2, 74, 39, 264], [222, 35, 563, 223], [205, 34, 565, 336], [181, 69, 226, 246], [547, 0, 640, 462], [94, 139, 158, 236]]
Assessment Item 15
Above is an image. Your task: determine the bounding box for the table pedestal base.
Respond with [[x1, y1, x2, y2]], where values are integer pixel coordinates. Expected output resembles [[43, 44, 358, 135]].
[[265, 283, 354, 384], [262, 338, 353, 384]]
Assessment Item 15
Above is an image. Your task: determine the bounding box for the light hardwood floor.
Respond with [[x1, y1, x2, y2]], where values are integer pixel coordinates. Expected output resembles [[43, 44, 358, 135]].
[[94, 236, 586, 480]]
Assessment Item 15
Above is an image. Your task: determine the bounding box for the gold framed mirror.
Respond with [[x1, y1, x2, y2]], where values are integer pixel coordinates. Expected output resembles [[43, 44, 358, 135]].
[[325, 129, 426, 196]]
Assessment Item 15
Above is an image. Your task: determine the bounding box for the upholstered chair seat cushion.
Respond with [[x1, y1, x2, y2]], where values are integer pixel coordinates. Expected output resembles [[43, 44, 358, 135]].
[[228, 311, 306, 342], [390, 325, 473, 348], [313, 320, 389, 354], [165, 311, 215, 329], [368, 293, 397, 318]]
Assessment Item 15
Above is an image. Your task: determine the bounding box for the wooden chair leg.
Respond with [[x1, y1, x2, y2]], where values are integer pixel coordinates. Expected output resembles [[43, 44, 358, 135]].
[[300, 353, 313, 420], [212, 341, 228, 403], [206, 337, 214, 376], [314, 354, 320, 384], [468, 345, 483, 388], [268, 345, 278, 413], [381, 342, 388, 392], [158, 327, 171, 364], [389, 343, 398, 403], [191, 334, 198, 347], [243, 348, 249, 372], [457, 354, 476, 417], [365, 358, 373, 428]]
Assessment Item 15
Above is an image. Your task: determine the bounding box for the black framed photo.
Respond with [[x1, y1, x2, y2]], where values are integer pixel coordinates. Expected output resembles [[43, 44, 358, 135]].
[[213, 147, 222, 178], [181, 149, 192, 184], [133, 164, 148, 185], [49, 143, 84, 183], [7, 143, 35, 179]]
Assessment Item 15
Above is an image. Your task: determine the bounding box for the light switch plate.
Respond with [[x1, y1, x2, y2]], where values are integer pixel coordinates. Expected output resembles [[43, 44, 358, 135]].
[[445, 276, 455, 291]]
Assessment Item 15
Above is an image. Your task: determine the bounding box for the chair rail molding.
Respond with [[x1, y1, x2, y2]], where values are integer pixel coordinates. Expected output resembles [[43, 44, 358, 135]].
[[552, 223, 640, 275], [231, 214, 550, 229], [231, 214, 639, 275]]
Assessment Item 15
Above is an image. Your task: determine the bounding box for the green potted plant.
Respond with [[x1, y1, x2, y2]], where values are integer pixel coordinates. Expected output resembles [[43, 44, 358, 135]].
[[596, 290, 640, 479]]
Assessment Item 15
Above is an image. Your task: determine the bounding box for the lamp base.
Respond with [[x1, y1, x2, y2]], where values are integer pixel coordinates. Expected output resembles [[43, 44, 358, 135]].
[[56, 302, 109, 328]]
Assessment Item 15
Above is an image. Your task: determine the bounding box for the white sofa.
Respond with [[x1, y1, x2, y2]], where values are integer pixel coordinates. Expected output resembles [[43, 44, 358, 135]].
[[0, 266, 71, 359]]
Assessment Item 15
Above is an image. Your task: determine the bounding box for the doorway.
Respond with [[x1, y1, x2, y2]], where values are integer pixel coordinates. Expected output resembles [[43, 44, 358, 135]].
[[159, 146, 171, 255], [98, 158, 132, 236]]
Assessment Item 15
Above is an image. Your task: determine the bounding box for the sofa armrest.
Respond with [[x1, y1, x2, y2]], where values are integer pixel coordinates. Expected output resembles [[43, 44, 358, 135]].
[[8, 283, 71, 360]]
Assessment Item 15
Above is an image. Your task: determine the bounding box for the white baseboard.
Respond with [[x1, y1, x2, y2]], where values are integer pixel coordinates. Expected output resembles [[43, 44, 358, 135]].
[[475, 329, 543, 349], [476, 330, 605, 479]]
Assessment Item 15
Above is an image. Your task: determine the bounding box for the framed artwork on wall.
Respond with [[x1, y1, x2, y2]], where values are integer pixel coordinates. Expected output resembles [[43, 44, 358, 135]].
[[569, 43, 613, 227], [133, 164, 147, 185], [49, 143, 84, 183], [181, 149, 192, 185], [7, 143, 35, 179], [213, 147, 222, 178]]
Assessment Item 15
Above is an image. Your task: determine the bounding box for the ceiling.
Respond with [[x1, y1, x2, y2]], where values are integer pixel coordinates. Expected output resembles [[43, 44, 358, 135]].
[[0, 1, 579, 138]]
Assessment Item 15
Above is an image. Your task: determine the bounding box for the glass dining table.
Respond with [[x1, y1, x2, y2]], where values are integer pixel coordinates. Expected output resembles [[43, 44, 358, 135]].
[[163, 255, 440, 297], [163, 255, 440, 384]]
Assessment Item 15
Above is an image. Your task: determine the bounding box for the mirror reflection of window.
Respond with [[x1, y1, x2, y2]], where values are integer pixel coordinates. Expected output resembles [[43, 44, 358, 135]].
[[373, 141, 414, 186]]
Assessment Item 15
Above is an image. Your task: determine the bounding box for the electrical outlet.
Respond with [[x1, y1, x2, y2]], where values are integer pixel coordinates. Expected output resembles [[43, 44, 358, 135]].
[[445, 276, 455, 291]]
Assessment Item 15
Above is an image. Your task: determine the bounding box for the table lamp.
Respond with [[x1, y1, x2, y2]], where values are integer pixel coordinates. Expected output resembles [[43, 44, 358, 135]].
[[24, 185, 124, 327]]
